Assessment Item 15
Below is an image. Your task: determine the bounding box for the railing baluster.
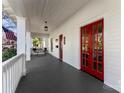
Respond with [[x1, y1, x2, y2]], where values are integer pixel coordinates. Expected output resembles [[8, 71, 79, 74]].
[[15, 61, 17, 89], [10, 65, 12, 93], [18, 59, 20, 78], [5, 71, 7, 93], [2, 54, 25, 93], [8, 67, 11, 93], [16, 60, 19, 85], [2, 72, 4, 93], [2, 72, 5, 93], [6, 69, 9, 93], [11, 64, 13, 93], [13, 62, 15, 92]]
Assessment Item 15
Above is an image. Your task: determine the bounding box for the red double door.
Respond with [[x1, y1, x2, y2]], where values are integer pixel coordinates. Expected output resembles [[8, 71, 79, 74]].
[[80, 19, 104, 81]]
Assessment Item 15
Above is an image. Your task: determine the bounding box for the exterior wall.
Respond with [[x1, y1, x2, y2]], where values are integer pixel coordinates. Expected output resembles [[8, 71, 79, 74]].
[[49, 0, 121, 92]]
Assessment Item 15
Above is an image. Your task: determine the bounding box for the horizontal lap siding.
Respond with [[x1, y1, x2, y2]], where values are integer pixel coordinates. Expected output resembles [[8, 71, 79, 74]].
[[49, 0, 121, 91]]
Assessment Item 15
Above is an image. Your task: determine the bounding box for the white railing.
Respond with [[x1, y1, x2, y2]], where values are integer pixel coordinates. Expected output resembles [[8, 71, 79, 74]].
[[2, 54, 25, 93]]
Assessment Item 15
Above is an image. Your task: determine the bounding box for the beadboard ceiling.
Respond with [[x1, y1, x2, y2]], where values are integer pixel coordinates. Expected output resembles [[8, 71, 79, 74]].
[[3, 0, 89, 34]]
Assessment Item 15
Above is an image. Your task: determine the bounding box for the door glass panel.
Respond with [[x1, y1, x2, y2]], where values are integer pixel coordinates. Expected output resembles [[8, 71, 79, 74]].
[[82, 36, 85, 44], [93, 62, 97, 70], [93, 33, 97, 44], [98, 53, 102, 62], [85, 44, 88, 52], [92, 26, 97, 60], [93, 24, 97, 32], [92, 25, 97, 61], [82, 59, 85, 65], [83, 53, 85, 57], [98, 63, 102, 72], [98, 33, 102, 51], [86, 37, 88, 43], [98, 22, 103, 62], [82, 44, 85, 51], [82, 29, 85, 44], [98, 23, 102, 33], [93, 52, 97, 61], [86, 60, 88, 66], [92, 24, 98, 71], [85, 30, 88, 43], [86, 54, 88, 58]]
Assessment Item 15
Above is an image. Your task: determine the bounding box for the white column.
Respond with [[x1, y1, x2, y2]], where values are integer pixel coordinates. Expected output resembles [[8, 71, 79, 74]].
[[17, 16, 26, 76], [43, 38, 46, 48], [43, 38, 49, 48], [45, 38, 49, 48], [26, 31, 31, 61]]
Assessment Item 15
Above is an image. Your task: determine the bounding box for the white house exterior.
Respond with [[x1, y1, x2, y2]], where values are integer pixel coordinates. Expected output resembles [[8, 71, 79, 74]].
[[2, 0, 121, 93]]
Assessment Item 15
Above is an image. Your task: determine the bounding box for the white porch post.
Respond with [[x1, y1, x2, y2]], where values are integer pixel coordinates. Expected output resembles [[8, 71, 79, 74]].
[[43, 38, 46, 48], [26, 31, 31, 61], [17, 16, 26, 76], [43, 38, 49, 48]]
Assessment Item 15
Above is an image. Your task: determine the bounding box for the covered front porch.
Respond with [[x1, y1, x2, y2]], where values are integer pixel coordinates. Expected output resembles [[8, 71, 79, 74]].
[[15, 54, 118, 93], [2, 0, 121, 93]]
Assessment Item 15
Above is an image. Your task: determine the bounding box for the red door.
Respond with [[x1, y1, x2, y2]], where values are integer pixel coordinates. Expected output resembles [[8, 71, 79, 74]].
[[80, 25, 92, 73], [59, 34, 63, 61], [80, 19, 104, 81]]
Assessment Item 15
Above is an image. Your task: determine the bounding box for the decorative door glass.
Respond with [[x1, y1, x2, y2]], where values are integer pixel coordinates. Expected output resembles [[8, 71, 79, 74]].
[[92, 21, 103, 73], [97, 22, 103, 72], [81, 19, 104, 81], [82, 28, 89, 67]]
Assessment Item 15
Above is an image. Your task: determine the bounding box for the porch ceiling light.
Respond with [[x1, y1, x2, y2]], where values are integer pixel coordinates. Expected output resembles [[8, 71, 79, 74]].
[[44, 26, 48, 31], [44, 21, 48, 31]]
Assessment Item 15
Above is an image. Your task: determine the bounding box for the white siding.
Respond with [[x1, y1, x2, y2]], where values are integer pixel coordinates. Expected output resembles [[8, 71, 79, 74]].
[[49, 0, 121, 92]]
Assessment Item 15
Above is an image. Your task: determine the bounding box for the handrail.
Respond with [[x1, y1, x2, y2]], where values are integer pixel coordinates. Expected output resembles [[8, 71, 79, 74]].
[[2, 54, 24, 71], [2, 53, 25, 93]]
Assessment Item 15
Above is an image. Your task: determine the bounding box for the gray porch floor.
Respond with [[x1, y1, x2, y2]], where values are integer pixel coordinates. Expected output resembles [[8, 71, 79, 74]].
[[15, 54, 119, 93]]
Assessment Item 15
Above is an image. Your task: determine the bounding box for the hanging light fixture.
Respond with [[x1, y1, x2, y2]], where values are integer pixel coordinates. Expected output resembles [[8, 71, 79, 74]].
[[40, 0, 48, 32], [44, 21, 48, 31], [44, 26, 48, 31]]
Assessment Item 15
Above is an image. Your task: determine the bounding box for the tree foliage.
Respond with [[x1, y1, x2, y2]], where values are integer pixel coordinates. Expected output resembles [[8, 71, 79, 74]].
[[2, 48, 17, 62], [32, 37, 41, 47]]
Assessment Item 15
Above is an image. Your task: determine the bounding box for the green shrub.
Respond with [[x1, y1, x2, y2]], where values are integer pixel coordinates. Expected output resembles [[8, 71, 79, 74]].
[[2, 48, 17, 62]]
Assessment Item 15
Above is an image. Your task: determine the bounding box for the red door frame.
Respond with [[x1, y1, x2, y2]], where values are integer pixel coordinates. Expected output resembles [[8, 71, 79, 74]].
[[80, 19, 104, 81], [59, 34, 63, 61]]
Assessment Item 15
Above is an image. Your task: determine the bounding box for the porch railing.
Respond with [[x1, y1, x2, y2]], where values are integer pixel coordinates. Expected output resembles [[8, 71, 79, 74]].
[[2, 54, 25, 93]]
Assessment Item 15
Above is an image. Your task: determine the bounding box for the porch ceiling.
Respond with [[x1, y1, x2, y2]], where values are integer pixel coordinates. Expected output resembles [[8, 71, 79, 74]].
[[3, 0, 89, 34]]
